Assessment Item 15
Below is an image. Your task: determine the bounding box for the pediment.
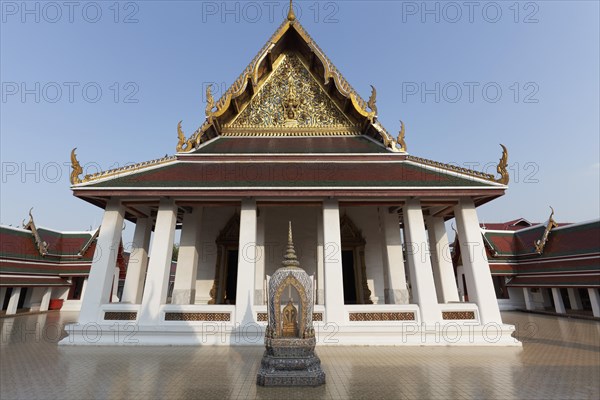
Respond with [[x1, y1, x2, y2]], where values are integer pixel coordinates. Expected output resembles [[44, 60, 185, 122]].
[[225, 53, 357, 133]]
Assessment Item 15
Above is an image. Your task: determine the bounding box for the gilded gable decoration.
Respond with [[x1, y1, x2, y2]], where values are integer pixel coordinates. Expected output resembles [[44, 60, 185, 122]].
[[227, 53, 355, 131]]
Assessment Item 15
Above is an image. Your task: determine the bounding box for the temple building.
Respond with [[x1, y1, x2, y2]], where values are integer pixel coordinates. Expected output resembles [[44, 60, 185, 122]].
[[62, 5, 518, 345], [0, 211, 127, 316], [454, 212, 600, 317]]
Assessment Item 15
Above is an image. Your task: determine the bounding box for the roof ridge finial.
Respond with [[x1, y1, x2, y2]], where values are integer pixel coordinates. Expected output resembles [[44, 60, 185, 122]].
[[287, 0, 296, 21], [282, 221, 300, 268]]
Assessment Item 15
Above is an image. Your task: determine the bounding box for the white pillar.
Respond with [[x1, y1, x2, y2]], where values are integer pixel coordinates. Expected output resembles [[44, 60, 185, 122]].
[[235, 199, 257, 325], [121, 217, 152, 304], [588, 288, 600, 318], [454, 198, 503, 324], [139, 199, 177, 325], [380, 208, 409, 304], [80, 278, 88, 300], [426, 216, 460, 303], [551, 288, 566, 314], [6, 288, 21, 315], [403, 199, 441, 323], [254, 207, 266, 305], [323, 199, 346, 324], [172, 208, 203, 305], [523, 288, 534, 310], [78, 198, 125, 324], [567, 288, 582, 310], [40, 287, 53, 312], [316, 210, 325, 305]]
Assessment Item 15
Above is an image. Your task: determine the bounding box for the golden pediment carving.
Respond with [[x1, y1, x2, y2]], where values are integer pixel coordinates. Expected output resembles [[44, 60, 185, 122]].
[[227, 53, 356, 130]]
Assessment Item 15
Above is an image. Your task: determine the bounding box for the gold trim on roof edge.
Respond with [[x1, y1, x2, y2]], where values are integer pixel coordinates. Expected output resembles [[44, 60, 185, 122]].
[[406, 155, 496, 182], [406, 144, 510, 185], [70, 151, 177, 186]]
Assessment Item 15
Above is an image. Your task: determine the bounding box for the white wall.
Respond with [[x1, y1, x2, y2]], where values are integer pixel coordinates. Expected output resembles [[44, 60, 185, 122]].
[[263, 206, 319, 279], [194, 206, 237, 304], [344, 206, 386, 304]]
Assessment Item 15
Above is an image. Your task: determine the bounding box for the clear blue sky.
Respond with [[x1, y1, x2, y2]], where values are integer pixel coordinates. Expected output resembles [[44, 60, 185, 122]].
[[1, 0, 599, 241]]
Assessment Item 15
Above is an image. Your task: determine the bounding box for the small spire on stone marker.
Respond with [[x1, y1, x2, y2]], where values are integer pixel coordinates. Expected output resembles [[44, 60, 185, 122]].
[[282, 221, 300, 268], [287, 0, 296, 21]]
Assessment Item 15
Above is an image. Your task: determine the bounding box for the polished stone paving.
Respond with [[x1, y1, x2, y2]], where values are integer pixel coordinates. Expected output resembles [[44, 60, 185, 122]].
[[1, 311, 599, 399]]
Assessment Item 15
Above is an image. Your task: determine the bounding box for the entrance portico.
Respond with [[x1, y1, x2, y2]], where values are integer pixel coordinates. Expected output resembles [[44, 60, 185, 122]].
[[62, 6, 517, 346]]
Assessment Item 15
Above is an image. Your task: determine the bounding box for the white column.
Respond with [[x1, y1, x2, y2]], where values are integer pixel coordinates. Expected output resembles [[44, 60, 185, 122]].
[[380, 208, 409, 304], [323, 199, 346, 324], [426, 216, 460, 303], [172, 208, 203, 305], [139, 199, 177, 325], [6, 288, 21, 315], [40, 287, 53, 312], [235, 199, 257, 325], [588, 288, 600, 318], [254, 207, 266, 305], [80, 278, 88, 299], [551, 288, 566, 314], [567, 288, 582, 310], [403, 199, 441, 323], [316, 210, 325, 305], [454, 198, 502, 325], [121, 217, 152, 304], [523, 288, 534, 310], [78, 198, 125, 324]]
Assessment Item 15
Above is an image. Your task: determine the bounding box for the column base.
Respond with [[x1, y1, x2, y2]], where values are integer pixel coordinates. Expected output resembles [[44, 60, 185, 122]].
[[384, 289, 410, 305]]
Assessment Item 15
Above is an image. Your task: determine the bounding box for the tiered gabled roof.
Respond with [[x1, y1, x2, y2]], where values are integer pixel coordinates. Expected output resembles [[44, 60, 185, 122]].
[[177, 13, 397, 150], [453, 211, 600, 288], [69, 4, 510, 216], [0, 211, 128, 284]]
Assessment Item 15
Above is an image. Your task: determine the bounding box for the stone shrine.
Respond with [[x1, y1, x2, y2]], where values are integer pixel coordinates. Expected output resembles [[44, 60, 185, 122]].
[[257, 223, 326, 386]]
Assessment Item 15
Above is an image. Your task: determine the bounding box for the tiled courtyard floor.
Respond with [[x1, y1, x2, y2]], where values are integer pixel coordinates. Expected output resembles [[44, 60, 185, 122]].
[[1, 311, 599, 399]]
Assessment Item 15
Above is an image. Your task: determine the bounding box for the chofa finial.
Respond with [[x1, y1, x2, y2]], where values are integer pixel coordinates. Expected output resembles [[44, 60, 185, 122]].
[[176, 121, 193, 153], [367, 85, 378, 116], [70, 148, 83, 185], [495, 144, 509, 185], [397, 120, 407, 152], [287, 0, 296, 21]]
